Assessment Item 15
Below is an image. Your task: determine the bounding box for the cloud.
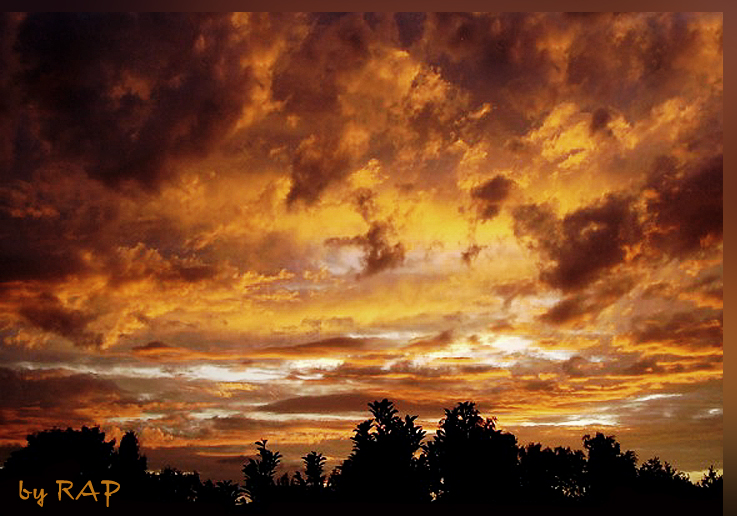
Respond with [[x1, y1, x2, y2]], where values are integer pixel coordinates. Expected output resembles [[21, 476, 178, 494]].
[[394, 12, 426, 48], [644, 154, 722, 257], [404, 329, 454, 352], [461, 244, 484, 265], [590, 107, 612, 135], [471, 174, 516, 220], [286, 134, 353, 206], [629, 309, 722, 351], [539, 277, 636, 327], [17, 293, 102, 348], [326, 221, 405, 277], [11, 13, 253, 189], [251, 336, 371, 359], [260, 393, 375, 414], [513, 194, 640, 292], [0, 367, 123, 409]]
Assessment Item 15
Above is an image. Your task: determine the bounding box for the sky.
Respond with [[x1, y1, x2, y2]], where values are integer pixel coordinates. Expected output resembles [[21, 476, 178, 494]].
[[0, 12, 723, 483]]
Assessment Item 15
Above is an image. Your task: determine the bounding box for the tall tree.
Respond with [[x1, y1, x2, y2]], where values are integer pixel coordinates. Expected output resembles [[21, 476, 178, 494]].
[[242, 439, 282, 505], [113, 430, 148, 502], [425, 401, 519, 503], [582, 432, 637, 502], [336, 399, 427, 503], [302, 451, 327, 490]]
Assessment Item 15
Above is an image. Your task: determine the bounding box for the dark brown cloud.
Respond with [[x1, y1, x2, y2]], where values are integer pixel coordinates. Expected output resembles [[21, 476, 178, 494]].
[[461, 243, 484, 265], [253, 336, 370, 358], [131, 341, 172, 352], [629, 309, 722, 350], [590, 107, 612, 135], [472, 174, 515, 220], [10, 13, 252, 189], [404, 329, 453, 352], [260, 393, 375, 414], [564, 13, 713, 118], [18, 293, 102, 348], [422, 13, 560, 132], [270, 14, 375, 205], [644, 154, 722, 257], [549, 195, 640, 291], [513, 194, 640, 292], [539, 295, 590, 326], [272, 14, 371, 119], [326, 221, 405, 277], [493, 280, 540, 310], [0, 367, 133, 441], [539, 277, 636, 327], [394, 12, 426, 49], [287, 135, 352, 206]]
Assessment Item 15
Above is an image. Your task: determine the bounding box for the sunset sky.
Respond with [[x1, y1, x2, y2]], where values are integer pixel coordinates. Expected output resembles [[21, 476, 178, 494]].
[[0, 12, 723, 483]]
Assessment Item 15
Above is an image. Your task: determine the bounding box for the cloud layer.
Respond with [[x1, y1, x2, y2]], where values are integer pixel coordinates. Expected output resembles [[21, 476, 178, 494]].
[[0, 12, 722, 481]]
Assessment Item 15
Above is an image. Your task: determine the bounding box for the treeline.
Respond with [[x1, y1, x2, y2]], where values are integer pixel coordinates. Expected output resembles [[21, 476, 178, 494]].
[[0, 400, 723, 515]]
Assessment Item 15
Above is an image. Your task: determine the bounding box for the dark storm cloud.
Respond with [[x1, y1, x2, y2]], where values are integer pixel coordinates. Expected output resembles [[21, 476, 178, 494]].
[[131, 341, 172, 353], [0, 183, 116, 284], [548, 195, 640, 291], [423, 12, 559, 128], [18, 293, 102, 348], [252, 336, 371, 358], [564, 13, 711, 116], [286, 135, 352, 206], [629, 309, 722, 350], [272, 13, 371, 118], [260, 393, 376, 414], [326, 221, 405, 277], [0, 367, 122, 410], [539, 277, 636, 327], [513, 195, 640, 292], [394, 12, 426, 48], [471, 174, 515, 220], [270, 15, 376, 205], [590, 107, 612, 135], [644, 154, 722, 257], [539, 295, 590, 326], [353, 188, 378, 222], [208, 415, 287, 433], [10, 13, 252, 189]]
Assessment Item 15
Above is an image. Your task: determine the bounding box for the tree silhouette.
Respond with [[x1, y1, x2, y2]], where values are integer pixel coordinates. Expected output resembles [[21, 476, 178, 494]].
[[2, 426, 116, 483], [636, 456, 693, 498], [0, 405, 722, 513], [303, 451, 327, 490], [425, 401, 519, 503], [113, 430, 148, 502], [582, 432, 637, 502], [242, 439, 282, 505], [151, 466, 202, 504], [519, 443, 586, 503], [198, 478, 242, 507], [335, 398, 427, 503], [698, 465, 723, 500]]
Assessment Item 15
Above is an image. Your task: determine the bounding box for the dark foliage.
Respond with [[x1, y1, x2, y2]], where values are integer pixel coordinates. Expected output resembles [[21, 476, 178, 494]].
[[332, 398, 427, 503], [0, 402, 723, 515], [425, 401, 518, 503]]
